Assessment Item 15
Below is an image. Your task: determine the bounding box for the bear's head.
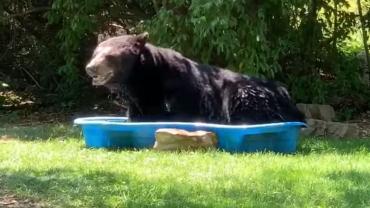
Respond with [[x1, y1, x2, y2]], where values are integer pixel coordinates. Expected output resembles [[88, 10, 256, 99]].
[[85, 32, 149, 87]]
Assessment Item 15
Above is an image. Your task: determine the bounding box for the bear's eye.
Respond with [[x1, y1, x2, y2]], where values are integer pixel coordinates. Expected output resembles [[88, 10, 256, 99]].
[[105, 55, 115, 61]]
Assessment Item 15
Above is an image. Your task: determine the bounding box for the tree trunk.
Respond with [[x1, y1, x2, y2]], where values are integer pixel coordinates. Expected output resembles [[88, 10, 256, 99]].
[[332, 0, 338, 52], [357, 0, 370, 83], [302, 0, 318, 74]]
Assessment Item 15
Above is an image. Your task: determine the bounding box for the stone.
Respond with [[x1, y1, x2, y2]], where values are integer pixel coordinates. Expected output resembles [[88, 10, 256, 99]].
[[326, 122, 348, 138], [318, 105, 336, 121], [296, 103, 312, 119], [300, 118, 316, 136], [301, 119, 360, 138], [296, 103, 336, 121], [305, 119, 327, 136], [154, 128, 218, 151], [308, 104, 321, 120], [326, 122, 360, 138], [343, 123, 360, 138], [296, 103, 320, 119]]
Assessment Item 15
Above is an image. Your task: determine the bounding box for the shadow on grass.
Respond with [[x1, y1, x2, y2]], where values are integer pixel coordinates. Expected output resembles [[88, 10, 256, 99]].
[[1, 167, 370, 207], [0, 124, 81, 141], [325, 170, 370, 207], [0, 168, 213, 208], [297, 137, 370, 154], [0, 168, 132, 207]]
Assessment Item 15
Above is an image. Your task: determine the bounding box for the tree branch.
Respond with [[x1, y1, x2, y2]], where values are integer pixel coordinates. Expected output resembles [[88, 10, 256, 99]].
[[152, 0, 159, 12], [18, 67, 43, 90], [7, 7, 50, 19]]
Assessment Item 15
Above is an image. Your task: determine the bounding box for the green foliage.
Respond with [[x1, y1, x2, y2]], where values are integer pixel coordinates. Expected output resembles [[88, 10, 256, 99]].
[[147, 0, 289, 77], [146, 0, 361, 77], [146, 0, 369, 115], [47, 0, 103, 102], [288, 75, 330, 104], [0, 0, 369, 115]]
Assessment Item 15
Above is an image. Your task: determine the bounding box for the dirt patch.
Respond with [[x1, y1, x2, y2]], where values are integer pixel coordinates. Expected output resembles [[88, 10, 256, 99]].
[[0, 135, 16, 143], [0, 108, 122, 127], [0, 98, 124, 127], [0, 194, 46, 208]]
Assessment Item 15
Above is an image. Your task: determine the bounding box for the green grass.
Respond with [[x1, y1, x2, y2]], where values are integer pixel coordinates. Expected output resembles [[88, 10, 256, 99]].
[[1, 124, 370, 207]]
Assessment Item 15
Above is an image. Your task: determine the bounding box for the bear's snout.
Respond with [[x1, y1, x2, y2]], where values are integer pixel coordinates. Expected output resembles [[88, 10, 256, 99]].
[[85, 58, 115, 86], [85, 65, 97, 77]]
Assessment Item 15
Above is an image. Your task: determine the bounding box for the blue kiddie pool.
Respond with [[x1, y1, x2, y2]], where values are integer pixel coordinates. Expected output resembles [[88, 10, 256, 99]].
[[73, 117, 306, 153]]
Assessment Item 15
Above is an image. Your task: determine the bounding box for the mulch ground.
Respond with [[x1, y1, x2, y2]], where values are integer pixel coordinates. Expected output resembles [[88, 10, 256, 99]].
[[0, 191, 46, 208]]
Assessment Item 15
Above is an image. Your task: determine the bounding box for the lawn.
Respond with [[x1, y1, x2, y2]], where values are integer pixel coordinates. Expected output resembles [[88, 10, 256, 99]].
[[0, 124, 370, 208]]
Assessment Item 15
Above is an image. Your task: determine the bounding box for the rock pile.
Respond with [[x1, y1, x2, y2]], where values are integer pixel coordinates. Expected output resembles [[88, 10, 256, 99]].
[[297, 104, 361, 138]]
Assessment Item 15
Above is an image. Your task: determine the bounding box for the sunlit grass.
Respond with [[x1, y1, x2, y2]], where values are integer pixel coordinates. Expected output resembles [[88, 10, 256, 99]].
[[0, 124, 370, 207]]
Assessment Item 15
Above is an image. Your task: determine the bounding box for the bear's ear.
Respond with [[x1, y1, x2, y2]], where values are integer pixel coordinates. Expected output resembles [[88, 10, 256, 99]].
[[134, 32, 149, 48]]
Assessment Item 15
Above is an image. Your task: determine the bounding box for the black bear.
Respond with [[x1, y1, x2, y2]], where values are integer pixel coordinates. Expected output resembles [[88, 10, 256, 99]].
[[85, 32, 305, 124]]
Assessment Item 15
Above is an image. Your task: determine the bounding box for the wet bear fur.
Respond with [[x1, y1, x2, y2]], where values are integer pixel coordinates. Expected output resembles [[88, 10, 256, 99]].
[[85, 33, 305, 124]]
